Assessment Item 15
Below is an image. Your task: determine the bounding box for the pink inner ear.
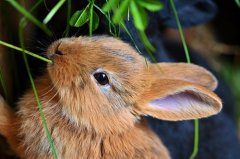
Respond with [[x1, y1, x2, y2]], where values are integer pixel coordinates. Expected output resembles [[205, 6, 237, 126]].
[[149, 91, 209, 111]]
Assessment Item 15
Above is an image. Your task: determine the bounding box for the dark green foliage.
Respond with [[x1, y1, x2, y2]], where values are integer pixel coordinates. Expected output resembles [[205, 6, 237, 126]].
[[102, 0, 163, 52]]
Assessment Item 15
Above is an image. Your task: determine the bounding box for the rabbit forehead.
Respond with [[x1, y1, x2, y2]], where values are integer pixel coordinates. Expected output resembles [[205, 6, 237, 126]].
[[76, 37, 144, 68], [58, 36, 147, 84]]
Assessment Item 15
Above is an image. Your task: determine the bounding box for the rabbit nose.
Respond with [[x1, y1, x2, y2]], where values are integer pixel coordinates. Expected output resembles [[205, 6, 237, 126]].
[[47, 40, 64, 59]]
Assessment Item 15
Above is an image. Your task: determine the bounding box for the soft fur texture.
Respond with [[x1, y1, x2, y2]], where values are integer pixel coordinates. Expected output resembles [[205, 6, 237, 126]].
[[0, 36, 222, 159]]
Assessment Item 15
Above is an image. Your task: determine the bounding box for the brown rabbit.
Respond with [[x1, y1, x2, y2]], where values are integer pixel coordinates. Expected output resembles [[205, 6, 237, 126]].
[[0, 36, 222, 159]]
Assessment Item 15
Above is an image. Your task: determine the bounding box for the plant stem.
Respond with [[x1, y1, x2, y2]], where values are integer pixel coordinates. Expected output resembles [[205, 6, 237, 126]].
[[19, 19, 58, 159], [169, 0, 190, 63], [139, 31, 156, 53], [43, 0, 66, 24], [189, 120, 199, 159], [94, 4, 117, 36], [0, 40, 52, 64], [89, 0, 95, 36], [6, 0, 52, 36], [120, 22, 141, 54], [168, 0, 198, 158], [64, 0, 72, 37]]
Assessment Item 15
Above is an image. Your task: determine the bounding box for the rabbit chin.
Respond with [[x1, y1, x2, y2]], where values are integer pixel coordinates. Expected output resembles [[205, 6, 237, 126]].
[[54, 88, 139, 136]]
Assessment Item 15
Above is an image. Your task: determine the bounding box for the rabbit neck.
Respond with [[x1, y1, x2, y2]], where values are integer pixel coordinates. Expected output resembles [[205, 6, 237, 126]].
[[51, 119, 171, 159], [16, 100, 171, 159]]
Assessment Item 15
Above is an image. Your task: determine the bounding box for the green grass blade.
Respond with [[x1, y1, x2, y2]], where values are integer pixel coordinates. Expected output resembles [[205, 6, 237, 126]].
[[94, 4, 117, 36], [19, 19, 58, 159], [23, 55, 59, 159], [168, 0, 198, 158], [120, 22, 159, 65], [19, 0, 44, 26], [169, 0, 190, 63], [29, 0, 44, 12], [64, 0, 72, 37], [89, 1, 94, 36], [43, 0, 66, 24], [189, 119, 199, 159], [22, 55, 58, 159], [6, 0, 52, 36], [120, 22, 141, 53], [0, 40, 52, 64]]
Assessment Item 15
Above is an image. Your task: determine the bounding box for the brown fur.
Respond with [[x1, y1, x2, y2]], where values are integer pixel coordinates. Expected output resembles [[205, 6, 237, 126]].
[[0, 36, 222, 159]]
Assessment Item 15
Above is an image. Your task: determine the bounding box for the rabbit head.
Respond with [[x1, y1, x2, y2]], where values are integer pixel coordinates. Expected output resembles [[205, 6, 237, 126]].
[[46, 36, 222, 135]]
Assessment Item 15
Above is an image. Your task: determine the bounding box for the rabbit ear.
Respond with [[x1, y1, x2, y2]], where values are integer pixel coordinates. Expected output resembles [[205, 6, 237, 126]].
[[151, 63, 217, 90], [136, 79, 222, 121]]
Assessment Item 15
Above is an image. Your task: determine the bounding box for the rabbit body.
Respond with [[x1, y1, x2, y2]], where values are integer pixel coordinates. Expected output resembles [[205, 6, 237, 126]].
[[0, 36, 221, 159], [9, 76, 169, 159]]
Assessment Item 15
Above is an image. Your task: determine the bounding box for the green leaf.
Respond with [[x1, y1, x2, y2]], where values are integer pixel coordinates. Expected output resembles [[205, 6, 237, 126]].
[[102, 0, 120, 12], [43, 0, 66, 24], [91, 11, 100, 31], [112, 0, 131, 24], [138, 0, 163, 12], [69, 8, 89, 27], [130, 0, 148, 31]]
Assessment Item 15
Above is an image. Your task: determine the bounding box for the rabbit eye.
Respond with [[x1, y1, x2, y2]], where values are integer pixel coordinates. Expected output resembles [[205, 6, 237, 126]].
[[94, 72, 109, 85]]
